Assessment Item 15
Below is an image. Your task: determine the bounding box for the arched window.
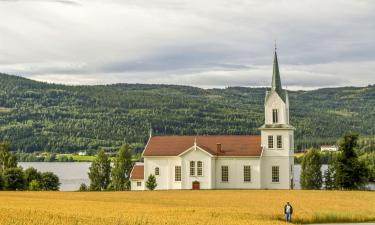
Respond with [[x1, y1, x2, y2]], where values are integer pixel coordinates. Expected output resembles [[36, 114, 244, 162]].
[[155, 167, 160, 176], [197, 161, 203, 176], [190, 161, 195, 176], [272, 109, 278, 123]]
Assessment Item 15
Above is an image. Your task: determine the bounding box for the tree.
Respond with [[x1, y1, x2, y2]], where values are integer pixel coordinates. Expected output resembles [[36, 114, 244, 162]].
[[40, 172, 60, 191], [300, 148, 322, 189], [88, 150, 111, 191], [146, 174, 157, 190], [3, 167, 25, 190], [333, 134, 369, 189], [24, 167, 42, 185], [79, 183, 88, 192], [323, 165, 336, 190], [111, 144, 133, 191], [0, 142, 17, 172], [29, 180, 41, 191]]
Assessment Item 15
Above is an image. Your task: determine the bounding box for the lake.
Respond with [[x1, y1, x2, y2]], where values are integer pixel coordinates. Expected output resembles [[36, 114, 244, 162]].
[[19, 162, 375, 191]]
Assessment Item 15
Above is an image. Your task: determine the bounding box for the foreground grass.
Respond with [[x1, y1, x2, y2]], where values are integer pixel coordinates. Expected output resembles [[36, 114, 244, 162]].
[[0, 190, 374, 225]]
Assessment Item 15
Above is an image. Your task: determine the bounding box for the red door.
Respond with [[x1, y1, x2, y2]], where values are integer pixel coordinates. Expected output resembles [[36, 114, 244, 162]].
[[192, 181, 200, 190]]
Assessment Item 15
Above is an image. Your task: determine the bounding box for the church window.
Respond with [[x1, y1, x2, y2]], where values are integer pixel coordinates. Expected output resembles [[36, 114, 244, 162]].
[[272, 166, 280, 183], [268, 135, 274, 149], [272, 109, 278, 123], [175, 166, 181, 181], [277, 135, 283, 149], [197, 161, 203, 176], [155, 167, 160, 175], [244, 165, 251, 182], [221, 166, 229, 182], [190, 161, 195, 176], [137, 182, 142, 187]]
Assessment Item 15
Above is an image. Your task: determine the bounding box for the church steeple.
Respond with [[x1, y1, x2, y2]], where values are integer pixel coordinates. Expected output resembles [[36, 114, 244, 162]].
[[272, 50, 282, 93], [269, 47, 286, 102]]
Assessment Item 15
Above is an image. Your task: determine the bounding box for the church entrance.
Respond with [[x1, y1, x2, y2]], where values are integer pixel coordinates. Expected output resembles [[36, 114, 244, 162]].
[[192, 181, 200, 190]]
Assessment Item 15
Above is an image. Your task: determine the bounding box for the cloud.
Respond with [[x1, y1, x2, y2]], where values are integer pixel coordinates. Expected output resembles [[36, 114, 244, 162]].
[[0, 0, 80, 5], [0, 0, 374, 89]]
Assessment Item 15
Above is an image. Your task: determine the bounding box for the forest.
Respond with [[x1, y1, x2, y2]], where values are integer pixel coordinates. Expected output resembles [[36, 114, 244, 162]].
[[0, 73, 374, 153]]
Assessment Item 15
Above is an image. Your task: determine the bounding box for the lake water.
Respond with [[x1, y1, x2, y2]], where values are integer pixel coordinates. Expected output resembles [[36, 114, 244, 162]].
[[19, 162, 375, 191]]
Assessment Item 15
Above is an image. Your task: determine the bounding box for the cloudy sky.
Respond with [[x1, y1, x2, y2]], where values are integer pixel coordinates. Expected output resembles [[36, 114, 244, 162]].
[[0, 0, 374, 89]]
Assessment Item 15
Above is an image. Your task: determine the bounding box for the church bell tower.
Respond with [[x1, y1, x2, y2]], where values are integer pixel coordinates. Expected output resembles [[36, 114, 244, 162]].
[[260, 48, 295, 189]]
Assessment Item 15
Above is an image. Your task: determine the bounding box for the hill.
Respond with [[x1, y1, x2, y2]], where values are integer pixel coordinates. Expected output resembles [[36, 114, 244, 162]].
[[0, 73, 374, 153]]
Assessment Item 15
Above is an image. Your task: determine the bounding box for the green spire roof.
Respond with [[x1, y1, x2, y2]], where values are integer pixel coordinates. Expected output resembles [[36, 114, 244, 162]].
[[268, 49, 286, 102], [272, 51, 282, 92]]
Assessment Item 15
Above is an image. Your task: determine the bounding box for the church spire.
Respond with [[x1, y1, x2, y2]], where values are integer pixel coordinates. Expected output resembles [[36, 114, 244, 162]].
[[270, 46, 286, 102], [272, 48, 282, 94]]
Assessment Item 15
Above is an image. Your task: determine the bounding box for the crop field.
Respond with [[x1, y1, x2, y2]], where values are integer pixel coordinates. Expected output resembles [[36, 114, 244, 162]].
[[0, 190, 374, 225]]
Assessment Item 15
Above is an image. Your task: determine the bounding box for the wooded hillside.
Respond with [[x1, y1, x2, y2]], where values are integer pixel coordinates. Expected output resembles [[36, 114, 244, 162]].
[[0, 73, 374, 153]]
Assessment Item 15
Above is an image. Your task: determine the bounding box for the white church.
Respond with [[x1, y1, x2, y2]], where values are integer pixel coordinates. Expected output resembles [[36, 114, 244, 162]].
[[130, 50, 295, 190]]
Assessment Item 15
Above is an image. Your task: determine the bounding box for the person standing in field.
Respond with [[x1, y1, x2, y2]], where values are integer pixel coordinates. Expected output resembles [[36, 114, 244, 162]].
[[284, 202, 293, 223]]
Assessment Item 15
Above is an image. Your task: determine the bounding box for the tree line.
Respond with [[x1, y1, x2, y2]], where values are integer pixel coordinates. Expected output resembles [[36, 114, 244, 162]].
[[0, 142, 60, 191], [80, 144, 133, 191], [300, 134, 372, 190]]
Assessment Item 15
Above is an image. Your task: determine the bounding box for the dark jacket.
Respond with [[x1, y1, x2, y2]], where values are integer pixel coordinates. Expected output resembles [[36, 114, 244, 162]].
[[284, 204, 293, 214]]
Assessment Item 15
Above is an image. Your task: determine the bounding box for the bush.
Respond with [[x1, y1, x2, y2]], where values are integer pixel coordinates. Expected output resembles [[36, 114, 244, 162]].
[[24, 167, 42, 185], [146, 174, 157, 190], [40, 172, 60, 191], [3, 167, 26, 190], [29, 180, 41, 191], [79, 183, 88, 192]]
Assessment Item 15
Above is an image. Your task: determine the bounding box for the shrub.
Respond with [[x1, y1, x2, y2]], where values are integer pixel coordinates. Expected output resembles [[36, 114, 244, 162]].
[[3, 167, 26, 190], [24, 167, 42, 185], [79, 183, 88, 192], [29, 179, 41, 191], [40, 172, 60, 191], [146, 174, 157, 190]]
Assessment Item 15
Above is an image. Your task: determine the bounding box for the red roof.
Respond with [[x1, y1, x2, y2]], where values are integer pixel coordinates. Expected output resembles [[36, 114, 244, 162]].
[[143, 135, 262, 157], [130, 165, 144, 180]]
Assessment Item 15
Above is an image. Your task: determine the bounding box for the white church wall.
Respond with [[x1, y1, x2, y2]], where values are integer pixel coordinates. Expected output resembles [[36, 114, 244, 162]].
[[260, 156, 292, 189], [261, 129, 294, 157], [144, 156, 181, 190], [180, 147, 213, 189], [215, 157, 261, 189], [264, 92, 288, 125], [131, 179, 144, 191]]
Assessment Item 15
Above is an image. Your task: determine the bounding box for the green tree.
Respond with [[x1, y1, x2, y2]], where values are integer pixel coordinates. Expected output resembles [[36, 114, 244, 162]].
[[300, 148, 323, 189], [79, 183, 88, 192], [40, 172, 60, 191], [145, 174, 157, 190], [24, 167, 42, 185], [88, 150, 111, 191], [333, 134, 369, 189], [359, 152, 375, 182], [3, 167, 25, 190], [0, 142, 17, 172], [29, 179, 41, 191], [111, 144, 133, 191], [323, 165, 336, 190]]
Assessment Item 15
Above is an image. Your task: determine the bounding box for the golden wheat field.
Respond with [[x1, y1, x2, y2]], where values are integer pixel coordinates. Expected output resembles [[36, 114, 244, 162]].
[[0, 190, 374, 225]]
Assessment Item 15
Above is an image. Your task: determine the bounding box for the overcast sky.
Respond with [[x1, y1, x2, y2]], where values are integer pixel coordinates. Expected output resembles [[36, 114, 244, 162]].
[[0, 0, 374, 89]]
